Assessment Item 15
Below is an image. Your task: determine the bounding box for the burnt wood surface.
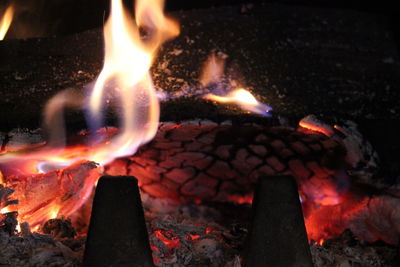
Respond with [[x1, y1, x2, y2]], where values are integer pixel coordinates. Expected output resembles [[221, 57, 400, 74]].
[[243, 175, 312, 267], [105, 124, 348, 202], [83, 176, 154, 267]]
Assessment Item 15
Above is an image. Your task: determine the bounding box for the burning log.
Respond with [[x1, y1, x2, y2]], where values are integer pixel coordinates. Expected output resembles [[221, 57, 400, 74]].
[[0, 184, 18, 234], [305, 192, 400, 245], [106, 123, 347, 205], [1, 160, 99, 228], [83, 176, 153, 267], [243, 175, 312, 267]]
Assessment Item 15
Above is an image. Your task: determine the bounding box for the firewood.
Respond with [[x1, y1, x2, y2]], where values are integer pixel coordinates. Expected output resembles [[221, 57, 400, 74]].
[[105, 124, 347, 205], [2, 161, 99, 228]]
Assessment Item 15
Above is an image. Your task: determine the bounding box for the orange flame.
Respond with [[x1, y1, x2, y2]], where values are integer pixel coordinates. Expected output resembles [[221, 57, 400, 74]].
[[0, 4, 14, 40], [87, 0, 178, 165], [11, 0, 180, 171], [0, 0, 179, 227], [199, 53, 225, 87], [205, 88, 272, 116], [200, 52, 272, 116]]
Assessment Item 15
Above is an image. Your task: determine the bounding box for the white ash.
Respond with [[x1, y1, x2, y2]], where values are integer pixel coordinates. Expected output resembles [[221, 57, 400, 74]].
[[299, 115, 379, 185], [311, 230, 397, 267], [0, 230, 82, 267], [0, 192, 398, 266], [142, 194, 249, 267], [0, 185, 83, 266], [141, 195, 399, 267], [333, 120, 379, 182]]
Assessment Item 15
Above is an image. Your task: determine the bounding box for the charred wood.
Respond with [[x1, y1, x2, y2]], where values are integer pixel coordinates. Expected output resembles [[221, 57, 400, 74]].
[[105, 124, 347, 204]]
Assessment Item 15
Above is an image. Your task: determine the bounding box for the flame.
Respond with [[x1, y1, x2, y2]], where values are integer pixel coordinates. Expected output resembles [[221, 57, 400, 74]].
[[199, 51, 272, 116], [0, 0, 179, 227], [49, 205, 60, 219], [205, 88, 272, 116], [85, 0, 179, 165], [0, 4, 13, 40], [5, 0, 180, 171], [199, 53, 225, 87], [0, 206, 10, 214]]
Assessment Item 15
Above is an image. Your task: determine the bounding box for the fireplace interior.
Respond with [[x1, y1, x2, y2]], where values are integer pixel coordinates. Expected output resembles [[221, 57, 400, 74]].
[[1, 0, 400, 266]]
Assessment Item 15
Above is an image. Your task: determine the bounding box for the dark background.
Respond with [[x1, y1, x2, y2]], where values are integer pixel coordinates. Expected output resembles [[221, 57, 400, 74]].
[[2, 0, 399, 46]]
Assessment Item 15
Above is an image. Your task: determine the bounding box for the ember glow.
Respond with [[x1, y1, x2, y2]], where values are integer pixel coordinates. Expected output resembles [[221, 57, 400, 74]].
[[298, 115, 334, 137], [0, 4, 13, 40], [1, 0, 396, 252]]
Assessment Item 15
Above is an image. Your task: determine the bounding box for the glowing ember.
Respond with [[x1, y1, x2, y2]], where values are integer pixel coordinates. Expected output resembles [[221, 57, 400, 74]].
[[226, 194, 253, 205], [299, 115, 334, 137], [0, 0, 396, 251], [0, 4, 13, 40], [154, 229, 181, 249]]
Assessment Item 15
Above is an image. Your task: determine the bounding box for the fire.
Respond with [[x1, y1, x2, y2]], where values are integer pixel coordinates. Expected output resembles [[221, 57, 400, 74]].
[[200, 52, 272, 116], [199, 53, 225, 87], [87, 0, 178, 165], [0, 4, 13, 40], [0, 0, 179, 227], [205, 88, 272, 116], [1, 0, 179, 172]]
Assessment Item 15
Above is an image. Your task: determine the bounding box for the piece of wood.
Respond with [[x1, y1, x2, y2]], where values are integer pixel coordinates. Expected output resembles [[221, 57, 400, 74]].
[[83, 176, 154, 267]]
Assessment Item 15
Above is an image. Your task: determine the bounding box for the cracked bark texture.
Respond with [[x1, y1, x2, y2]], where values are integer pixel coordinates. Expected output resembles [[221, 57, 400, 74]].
[[105, 124, 347, 204]]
